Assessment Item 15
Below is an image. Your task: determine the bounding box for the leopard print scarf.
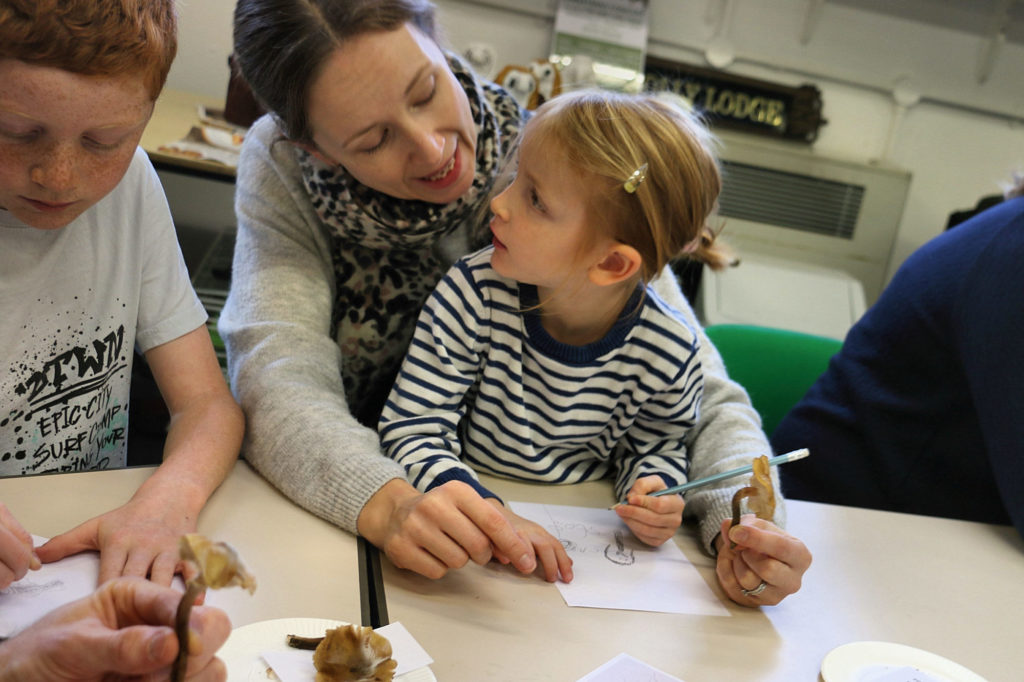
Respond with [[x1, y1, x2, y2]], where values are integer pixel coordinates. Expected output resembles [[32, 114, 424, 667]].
[[296, 54, 524, 424]]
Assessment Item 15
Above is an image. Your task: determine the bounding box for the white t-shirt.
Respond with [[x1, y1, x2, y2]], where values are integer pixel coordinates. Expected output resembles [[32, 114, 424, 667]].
[[0, 147, 207, 476]]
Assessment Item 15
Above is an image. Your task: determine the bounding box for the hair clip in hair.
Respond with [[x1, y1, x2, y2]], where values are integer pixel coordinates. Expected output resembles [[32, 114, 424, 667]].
[[623, 162, 648, 193]]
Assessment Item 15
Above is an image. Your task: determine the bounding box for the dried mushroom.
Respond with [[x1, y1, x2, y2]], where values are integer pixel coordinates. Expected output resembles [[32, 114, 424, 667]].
[[178, 533, 257, 592], [729, 455, 776, 545], [172, 534, 256, 682], [313, 624, 397, 682]]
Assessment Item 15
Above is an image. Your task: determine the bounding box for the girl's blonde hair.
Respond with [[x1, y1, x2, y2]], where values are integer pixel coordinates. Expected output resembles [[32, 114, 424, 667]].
[[524, 88, 731, 282]]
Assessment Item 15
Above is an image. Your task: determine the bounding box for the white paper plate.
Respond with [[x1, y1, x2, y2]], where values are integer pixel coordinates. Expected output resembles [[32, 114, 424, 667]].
[[219, 617, 435, 682], [199, 124, 245, 151], [822, 641, 989, 682]]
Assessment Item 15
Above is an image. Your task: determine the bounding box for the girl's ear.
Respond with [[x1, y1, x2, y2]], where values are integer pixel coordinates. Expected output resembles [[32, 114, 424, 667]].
[[589, 243, 642, 286]]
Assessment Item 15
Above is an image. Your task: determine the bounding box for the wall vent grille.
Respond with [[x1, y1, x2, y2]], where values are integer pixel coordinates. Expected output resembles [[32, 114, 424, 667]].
[[717, 160, 865, 240]]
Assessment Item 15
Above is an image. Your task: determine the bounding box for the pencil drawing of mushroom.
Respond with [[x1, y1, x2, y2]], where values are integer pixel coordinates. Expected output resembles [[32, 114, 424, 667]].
[[604, 530, 636, 566]]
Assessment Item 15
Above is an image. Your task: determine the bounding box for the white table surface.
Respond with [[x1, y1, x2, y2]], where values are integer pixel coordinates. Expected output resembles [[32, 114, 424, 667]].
[[0, 460, 363, 628], [380, 474, 1022, 682], [4, 462, 1019, 680]]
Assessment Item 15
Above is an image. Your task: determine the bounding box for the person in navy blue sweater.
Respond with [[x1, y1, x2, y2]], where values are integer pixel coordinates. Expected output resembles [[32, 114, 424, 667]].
[[772, 179, 1024, 538]]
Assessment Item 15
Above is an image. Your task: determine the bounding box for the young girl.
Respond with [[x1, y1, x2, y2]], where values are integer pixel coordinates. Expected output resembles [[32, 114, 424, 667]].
[[379, 88, 744, 584]]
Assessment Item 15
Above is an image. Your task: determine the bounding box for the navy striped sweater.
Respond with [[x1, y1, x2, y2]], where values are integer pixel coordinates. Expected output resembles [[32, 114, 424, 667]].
[[379, 247, 704, 501]]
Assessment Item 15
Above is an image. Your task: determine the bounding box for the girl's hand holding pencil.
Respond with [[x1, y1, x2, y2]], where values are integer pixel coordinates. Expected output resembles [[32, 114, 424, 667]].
[[610, 449, 810, 509], [612, 475, 686, 547]]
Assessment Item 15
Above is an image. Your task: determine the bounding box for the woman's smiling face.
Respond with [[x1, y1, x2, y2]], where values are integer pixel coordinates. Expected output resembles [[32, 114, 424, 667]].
[[305, 23, 478, 204]]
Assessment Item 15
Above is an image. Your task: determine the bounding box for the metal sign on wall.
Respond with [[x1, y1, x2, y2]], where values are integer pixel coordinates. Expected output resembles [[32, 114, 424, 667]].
[[643, 56, 826, 143]]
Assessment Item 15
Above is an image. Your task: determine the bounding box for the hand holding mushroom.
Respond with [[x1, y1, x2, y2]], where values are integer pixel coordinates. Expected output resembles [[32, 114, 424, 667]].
[[715, 455, 813, 607], [172, 534, 256, 682]]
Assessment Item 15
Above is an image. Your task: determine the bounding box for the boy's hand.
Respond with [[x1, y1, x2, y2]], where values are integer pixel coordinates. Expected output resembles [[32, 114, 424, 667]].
[[0, 503, 41, 589], [488, 500, 574, 583], [35, 491, 199, 587], [613, 475, 684, 546]]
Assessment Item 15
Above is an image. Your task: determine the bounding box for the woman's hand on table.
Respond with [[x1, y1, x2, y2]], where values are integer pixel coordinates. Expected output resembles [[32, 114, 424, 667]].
[[0, 502, 40, 589], [358, 478, 538, 580], [35, 490, 200, 587], [488, 499, 574, 583], [613, 475, 685, 546], [0, 576, 230, 681], [714, 515, 812, 607]]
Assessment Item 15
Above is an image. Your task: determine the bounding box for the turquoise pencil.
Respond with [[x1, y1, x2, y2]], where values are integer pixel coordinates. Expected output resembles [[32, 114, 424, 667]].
[[611, 448, 810, 507]]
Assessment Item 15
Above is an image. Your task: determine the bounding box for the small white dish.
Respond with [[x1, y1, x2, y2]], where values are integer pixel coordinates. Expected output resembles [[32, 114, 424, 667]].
[[218, 617, 435, 682], [199, 124, 245, 151], [822, 641, 989, 682]]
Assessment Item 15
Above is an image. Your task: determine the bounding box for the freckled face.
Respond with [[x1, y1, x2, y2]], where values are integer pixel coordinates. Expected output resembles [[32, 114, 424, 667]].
[[0, 59, 153, 231], [305, 24, 478, 204]]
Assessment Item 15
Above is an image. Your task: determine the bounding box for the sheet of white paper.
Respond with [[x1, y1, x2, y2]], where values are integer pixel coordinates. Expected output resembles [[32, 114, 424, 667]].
[[0, 535, 98, 638], [262, 622, 433, 682], [509, 502, 729, 616], [0, 535, 187, 639], [577, 653, 686, 682]]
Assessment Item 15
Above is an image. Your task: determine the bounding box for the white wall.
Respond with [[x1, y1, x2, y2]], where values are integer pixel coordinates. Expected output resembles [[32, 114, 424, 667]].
[[166, 0, 236, 100], [167, 0, 1024, 285]]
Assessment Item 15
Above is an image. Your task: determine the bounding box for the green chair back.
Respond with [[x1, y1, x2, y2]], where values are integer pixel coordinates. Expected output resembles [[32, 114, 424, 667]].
[[704, 323, 843, 438]]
